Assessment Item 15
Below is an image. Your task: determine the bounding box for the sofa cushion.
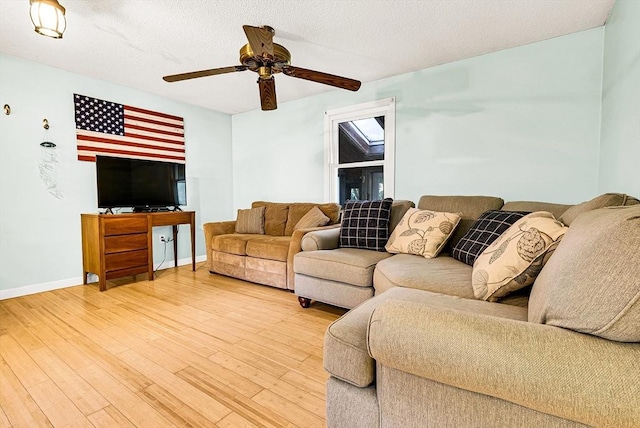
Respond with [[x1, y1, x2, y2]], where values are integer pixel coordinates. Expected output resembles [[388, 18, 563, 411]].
[[529, 206, 640, 342], [339, 199, 393, 251], [324, 287, 527, 388], [245, 236, 291, 262], [212, 234, 256, 256], [294, 248, 393, 287], [374, 254, 474, 298], [417, 195, 504, 252], [293, 206, 330, 231], [252, 201, 289, 236], [389, 200, 415, 233], [284, 203, 341, 236], [558, 193, 639, 226], [451, 210, 529, 266], [385, 208, 461, 258], [235, 207, 265, 234], [501, 201, 571, 220], [472, 212, 567, 302]]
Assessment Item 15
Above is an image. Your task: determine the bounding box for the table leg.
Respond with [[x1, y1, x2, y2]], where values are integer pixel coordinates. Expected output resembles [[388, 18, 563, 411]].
[[191, 214, 196, 271], [173, 225, 179, 267]]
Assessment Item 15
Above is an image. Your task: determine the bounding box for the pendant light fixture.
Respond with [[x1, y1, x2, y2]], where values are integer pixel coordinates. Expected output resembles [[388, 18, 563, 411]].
[[29, 0, 66, 39]]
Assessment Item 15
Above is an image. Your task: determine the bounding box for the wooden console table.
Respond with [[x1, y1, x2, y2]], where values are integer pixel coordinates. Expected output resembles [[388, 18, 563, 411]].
[[81, 211, 196, 291]]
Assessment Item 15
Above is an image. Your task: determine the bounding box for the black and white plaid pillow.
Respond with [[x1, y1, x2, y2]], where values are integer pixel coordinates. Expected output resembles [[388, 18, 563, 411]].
[[339, 198, 393, 251], [451, 210, 529, 266]]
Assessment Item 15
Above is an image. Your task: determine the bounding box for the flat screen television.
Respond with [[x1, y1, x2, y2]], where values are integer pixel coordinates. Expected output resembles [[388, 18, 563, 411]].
[[96, 156, 186, 210]]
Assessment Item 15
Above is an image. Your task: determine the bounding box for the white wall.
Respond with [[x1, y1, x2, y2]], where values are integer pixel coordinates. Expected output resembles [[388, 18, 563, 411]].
[[0, 54, 233, 297], [599, 0, 640, 195], [232, 28, 604, 210]]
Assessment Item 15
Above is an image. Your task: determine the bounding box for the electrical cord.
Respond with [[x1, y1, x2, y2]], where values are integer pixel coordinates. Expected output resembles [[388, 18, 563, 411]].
[[154, 237, 173, 273]]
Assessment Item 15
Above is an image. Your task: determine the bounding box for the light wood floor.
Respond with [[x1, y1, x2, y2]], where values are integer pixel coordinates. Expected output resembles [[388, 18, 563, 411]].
[[0, 264, 346, 428]]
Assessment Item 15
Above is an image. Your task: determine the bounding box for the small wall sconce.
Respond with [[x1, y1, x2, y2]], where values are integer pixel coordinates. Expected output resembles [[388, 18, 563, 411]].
[[29, 0, 67, 39], [3, 104, 10, 115], [41, 118, 56, 147]]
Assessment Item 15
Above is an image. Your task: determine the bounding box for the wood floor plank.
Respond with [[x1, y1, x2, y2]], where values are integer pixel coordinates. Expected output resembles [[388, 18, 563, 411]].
[[176, 366, 293, 428], [0, 334, 49, 387], [116, 348, 232, 423], [24, 379, 88, 427], [86, 405, 135, 428], [0, 356, 52, 428], [0, 263, 345, 427], [76, 364, 175, 427], [28, 347, 109, 416], [252, 389, 325, 428], [137, 384, 218, 428], [152, 339, 263, 398]]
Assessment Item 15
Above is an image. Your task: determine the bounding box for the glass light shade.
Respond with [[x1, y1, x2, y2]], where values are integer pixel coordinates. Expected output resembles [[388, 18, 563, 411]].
[[29, 0, 66, 39]]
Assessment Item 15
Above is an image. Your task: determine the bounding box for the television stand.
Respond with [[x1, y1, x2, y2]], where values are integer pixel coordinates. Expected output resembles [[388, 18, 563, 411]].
[[81, 211, 196, 291]]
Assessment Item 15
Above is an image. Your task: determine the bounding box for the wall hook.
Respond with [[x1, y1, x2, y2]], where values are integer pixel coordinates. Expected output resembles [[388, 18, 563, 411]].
[[3, 104, 9, 115], [43, 118, 49, 129]]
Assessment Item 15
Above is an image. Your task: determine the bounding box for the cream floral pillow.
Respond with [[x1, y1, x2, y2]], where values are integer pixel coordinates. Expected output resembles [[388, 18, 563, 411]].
[[385, 208, 461, 258], [472, 211, 568, 301]]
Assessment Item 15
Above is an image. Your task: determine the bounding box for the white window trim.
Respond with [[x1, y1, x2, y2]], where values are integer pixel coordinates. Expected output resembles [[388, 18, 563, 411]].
[[324, 97, 396, 203]]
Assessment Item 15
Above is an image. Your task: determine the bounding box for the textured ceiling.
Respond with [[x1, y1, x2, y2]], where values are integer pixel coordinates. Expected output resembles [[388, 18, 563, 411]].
[[0, 0, 614, 114]]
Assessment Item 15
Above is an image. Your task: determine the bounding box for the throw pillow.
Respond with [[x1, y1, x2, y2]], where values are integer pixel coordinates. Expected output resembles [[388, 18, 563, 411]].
[[472, 212, 567, 302], [235, 206, 265, 234], [528, 206, 640, 342], [451, 210, 529, 266], [293, 206, 330, 231], [385, 208, 461, 258], [339, 198, 393, 252]]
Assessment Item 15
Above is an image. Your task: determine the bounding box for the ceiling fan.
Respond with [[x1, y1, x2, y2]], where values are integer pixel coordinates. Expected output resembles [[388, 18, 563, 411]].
[[163, 25, 361, 111]]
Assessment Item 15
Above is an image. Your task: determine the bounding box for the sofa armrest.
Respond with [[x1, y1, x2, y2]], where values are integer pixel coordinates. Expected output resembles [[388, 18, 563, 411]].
[[203, 220, 236, 243], [367, 300, 640, 428], [300, 226, 341, 251], [287, 224, 341, 290], [203, 221, 236, 267]]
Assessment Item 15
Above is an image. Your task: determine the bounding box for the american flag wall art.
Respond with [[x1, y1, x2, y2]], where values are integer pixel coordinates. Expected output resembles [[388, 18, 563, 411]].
[[74, 94, 185, 163]]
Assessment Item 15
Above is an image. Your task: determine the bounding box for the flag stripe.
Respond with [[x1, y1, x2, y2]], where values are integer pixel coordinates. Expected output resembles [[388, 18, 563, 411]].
[[75, 94, 185, 163], [124, 114, 184, 130], [77, 130, 184, 149], [125, 105, 183, 122], [78, 141, 185, 159], [77, 134, 186, 153], [124, 123, 184, 138], [124, 110, 183, 127], [78, 146, 186, 162]]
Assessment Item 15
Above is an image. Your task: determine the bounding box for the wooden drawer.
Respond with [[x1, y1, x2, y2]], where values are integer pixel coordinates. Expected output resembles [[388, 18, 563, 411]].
[[105, 249, 148, 272], [103, 216, 148, 236], [105, 265, 148, 280], [104, 233, 148, 254]]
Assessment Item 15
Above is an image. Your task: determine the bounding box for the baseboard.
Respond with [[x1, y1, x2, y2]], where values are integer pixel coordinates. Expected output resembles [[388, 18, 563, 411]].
[[0, 255, 207, 300], [0, 277, 84, 300], [154, 255, 207, 271]]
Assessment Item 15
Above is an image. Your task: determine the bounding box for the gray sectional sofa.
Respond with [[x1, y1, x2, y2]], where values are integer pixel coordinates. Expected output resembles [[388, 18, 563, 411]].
[[293, 193, 640, 427]]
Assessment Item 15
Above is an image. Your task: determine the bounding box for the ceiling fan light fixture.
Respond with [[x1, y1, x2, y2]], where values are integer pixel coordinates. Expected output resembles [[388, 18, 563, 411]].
[[29, 0, 66, 39]]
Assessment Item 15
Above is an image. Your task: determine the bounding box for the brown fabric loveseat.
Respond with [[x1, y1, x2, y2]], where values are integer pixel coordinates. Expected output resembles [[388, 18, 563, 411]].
[[203, 201, 340, 291]]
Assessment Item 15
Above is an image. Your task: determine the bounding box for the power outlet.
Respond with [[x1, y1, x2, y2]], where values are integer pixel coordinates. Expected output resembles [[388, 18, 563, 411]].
[[159, 235, 166, 243]]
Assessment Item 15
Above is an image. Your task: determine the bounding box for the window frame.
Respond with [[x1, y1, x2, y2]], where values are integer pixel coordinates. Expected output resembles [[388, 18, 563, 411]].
[[324, 97, 396, 203]]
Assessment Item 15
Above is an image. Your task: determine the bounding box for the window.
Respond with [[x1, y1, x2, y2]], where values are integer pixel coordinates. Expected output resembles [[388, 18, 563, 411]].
[[325, 98, 395, 205]]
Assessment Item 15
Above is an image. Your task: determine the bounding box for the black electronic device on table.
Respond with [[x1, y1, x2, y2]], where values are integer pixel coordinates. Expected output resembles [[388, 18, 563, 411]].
[[96, 156, 186, 213]]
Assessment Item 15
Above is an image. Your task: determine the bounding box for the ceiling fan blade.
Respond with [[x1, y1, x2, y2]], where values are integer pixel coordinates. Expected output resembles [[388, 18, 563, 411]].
[[258, 77, 277, 111], [282, 65, 361, 91], [163, 65, 247, 82], [243, 25, 274, 59]]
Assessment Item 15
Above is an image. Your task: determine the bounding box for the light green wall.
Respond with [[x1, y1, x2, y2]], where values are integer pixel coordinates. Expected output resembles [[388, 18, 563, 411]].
[[599, 0, 640, 195], [232, 29, 604, 209], [0, 54, 233, 297]]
